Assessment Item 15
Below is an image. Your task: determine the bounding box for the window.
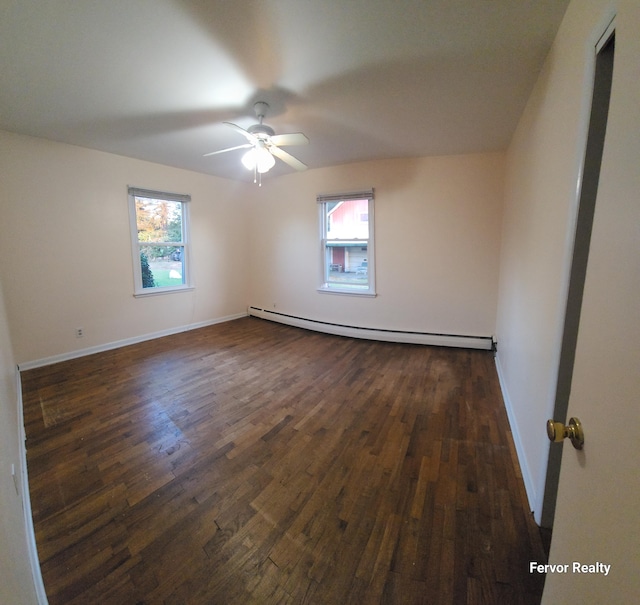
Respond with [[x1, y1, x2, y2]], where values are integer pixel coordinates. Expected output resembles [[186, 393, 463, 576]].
[[318, 189, 375, 296], [128, 187, 192, 296]]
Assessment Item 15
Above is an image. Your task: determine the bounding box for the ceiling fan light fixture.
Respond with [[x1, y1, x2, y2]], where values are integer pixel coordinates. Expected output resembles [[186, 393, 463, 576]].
[[241, 145, 275, 173]]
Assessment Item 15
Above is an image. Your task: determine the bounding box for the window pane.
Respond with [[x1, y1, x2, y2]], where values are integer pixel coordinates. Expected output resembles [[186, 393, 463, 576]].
[[326, 199, 369, 240], [139, 244, 185, 288], [135, 198, 183, 243], [326, 244, 368, 287], [129, 188, 190, 295], [319, 193, 374, 296]]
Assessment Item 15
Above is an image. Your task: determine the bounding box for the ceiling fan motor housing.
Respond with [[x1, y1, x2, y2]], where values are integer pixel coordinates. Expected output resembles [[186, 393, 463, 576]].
[[247, 123, 275, 138]]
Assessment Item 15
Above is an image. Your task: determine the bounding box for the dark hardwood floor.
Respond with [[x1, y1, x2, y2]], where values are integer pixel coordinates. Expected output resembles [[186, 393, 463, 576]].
[[21, 317, 547, 604]]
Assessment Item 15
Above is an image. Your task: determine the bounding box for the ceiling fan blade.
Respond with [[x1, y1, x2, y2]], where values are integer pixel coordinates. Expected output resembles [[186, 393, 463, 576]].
[[270, 132, 309, 147], [203, 143, 252, 157], [223, 122, 258, 143], [270, 146, 308, 171]]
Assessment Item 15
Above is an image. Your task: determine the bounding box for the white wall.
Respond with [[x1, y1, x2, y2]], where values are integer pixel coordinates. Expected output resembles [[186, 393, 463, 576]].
[[0, 279, 38, 604], [248, 153, 505, 339], [0, 131, 251, 366], [0, 134, 505, 366], [495, 0, 617, 521]]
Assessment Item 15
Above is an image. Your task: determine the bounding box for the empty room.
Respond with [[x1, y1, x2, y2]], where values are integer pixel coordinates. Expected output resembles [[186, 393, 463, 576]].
[[1, 1, 638, 604]]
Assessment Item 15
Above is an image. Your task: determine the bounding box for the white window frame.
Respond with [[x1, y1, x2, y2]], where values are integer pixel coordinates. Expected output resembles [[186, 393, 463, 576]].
[[317, 189, 376, 296], [128, 186, 193, 297]]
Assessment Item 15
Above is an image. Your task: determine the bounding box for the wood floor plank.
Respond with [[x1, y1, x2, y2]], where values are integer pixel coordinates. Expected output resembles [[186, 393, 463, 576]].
[[21, 316, 547, 604]]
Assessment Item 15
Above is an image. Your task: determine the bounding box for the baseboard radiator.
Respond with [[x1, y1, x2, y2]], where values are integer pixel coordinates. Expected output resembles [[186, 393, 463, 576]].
[[248, 306, 493, 350]]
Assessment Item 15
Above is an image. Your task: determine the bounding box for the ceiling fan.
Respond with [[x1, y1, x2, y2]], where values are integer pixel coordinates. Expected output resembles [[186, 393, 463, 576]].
[[204, 101, 309, 183]]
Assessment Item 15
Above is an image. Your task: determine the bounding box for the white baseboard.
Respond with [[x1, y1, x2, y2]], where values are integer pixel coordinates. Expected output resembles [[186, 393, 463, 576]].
[[494, 353, 538, 516], [248, 306, 493, 350], [17, 312, 247, 371], [16, 371, 49, 604]]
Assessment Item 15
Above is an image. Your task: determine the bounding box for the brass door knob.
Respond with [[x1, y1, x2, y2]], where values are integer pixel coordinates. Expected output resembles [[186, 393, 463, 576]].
[[546, 417, 584, 450]]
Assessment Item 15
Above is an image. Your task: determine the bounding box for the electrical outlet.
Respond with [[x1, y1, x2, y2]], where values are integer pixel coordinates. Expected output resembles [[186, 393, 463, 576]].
[[76, 327, 84, 338]]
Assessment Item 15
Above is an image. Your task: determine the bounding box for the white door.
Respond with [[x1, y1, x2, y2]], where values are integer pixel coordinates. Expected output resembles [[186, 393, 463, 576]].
[[541, 11, 640, 604]]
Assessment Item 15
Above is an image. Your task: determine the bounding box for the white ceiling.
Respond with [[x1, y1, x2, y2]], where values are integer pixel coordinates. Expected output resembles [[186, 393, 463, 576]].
[[0, 0, 570, 183]]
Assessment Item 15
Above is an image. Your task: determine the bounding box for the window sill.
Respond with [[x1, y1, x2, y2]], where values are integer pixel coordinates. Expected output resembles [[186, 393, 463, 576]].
[[317, 286, 377, 298], [134, 286, 194, 298]]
